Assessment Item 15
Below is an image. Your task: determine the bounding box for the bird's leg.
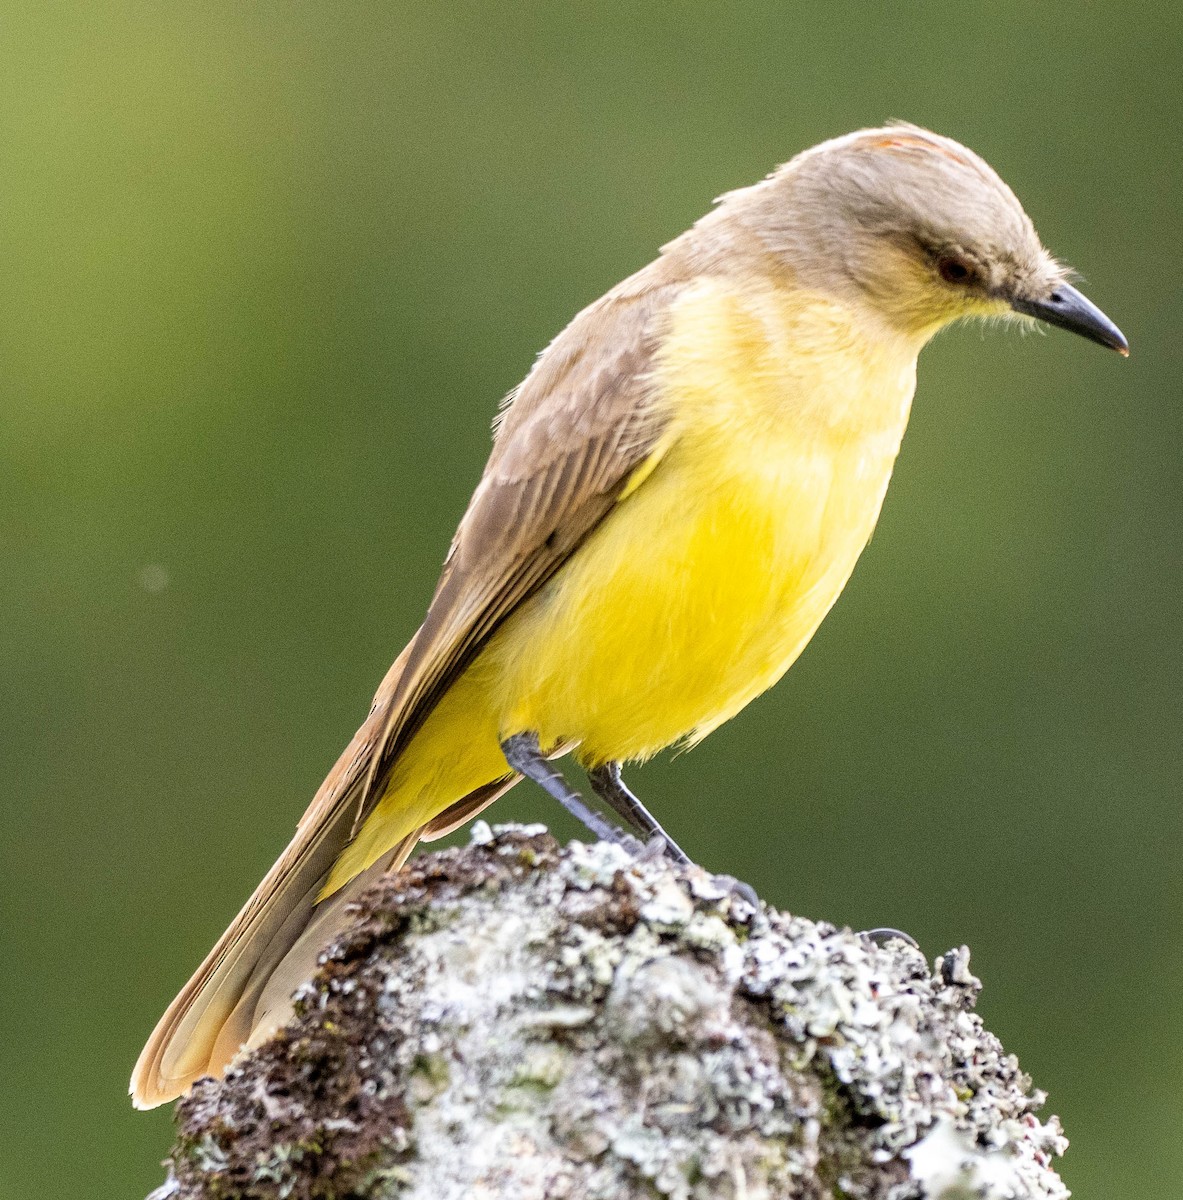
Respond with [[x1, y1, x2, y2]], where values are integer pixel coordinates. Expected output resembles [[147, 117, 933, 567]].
[[587, 763, 758, 908], [586, 761, 691, 865], [501, 732, 641, 853], [502, 737, 757, 907]]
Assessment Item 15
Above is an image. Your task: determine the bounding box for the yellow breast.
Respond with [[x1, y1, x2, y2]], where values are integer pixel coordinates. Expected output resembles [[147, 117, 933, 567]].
[[492, 278, 919, 763]]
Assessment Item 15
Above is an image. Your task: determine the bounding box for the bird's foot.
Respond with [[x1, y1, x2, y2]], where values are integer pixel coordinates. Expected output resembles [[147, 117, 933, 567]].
[[709, 873, 760, 908], [860, 926, 920, 949], [631, 835, 758, 907]]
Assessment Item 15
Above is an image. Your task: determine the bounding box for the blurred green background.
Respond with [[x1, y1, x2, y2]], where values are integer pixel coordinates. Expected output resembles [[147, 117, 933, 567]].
[[1, 3, 1178, 1196]]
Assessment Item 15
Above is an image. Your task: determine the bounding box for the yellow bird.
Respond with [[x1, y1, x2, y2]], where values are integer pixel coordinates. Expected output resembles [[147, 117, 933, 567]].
[[131, 124, 1127, 1108]]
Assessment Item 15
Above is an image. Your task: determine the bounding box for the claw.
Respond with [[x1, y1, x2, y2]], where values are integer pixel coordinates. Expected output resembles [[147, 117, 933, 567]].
[[861, 927, 919, 949], [711, 874, 760, 908]]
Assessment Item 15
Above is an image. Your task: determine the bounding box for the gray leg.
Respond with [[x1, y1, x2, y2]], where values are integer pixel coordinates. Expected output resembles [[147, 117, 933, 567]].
[[587, 761, 691, 865], [590, 763, 759, 906], [501, 733, 640, 852]]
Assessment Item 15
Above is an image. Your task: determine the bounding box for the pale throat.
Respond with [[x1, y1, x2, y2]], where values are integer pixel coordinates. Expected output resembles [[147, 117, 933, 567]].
[[657, 277, 922, 455], [780, 292, 922, 445]]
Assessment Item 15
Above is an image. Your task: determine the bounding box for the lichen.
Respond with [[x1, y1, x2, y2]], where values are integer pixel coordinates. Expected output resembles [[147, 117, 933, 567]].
[[154, 823, 1069, 1200]]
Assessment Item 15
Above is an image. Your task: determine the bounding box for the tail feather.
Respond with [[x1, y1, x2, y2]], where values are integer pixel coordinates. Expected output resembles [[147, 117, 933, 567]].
[[131, 640, 424, 1110], [418, 775, 519, 841], [130, 791, 362, 1108], [238, 775, 522, 1052], [130, 642, 520, 1109], [235, 832, 420, 1059]]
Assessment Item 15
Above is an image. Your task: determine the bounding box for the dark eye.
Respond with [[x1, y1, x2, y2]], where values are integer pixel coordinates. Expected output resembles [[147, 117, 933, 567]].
[[937, 254, 974, 285]]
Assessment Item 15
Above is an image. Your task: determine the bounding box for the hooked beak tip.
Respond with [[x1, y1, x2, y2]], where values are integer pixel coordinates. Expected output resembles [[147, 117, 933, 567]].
[[1011, 282, 1128, 356]]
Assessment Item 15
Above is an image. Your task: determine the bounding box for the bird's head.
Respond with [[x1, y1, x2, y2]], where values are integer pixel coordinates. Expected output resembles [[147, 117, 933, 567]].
[[730, 123, 1127, 354]]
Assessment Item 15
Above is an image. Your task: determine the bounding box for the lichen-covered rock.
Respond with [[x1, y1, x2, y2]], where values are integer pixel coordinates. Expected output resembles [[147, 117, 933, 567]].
[[154, 824, 1069, 1200]]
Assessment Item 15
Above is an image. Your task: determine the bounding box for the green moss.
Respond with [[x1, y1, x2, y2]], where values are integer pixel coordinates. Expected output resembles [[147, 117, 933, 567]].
[[408, 1052, 451, 1104], [511, 1044, 569, 1089], [179, 1130, 230, 1174]]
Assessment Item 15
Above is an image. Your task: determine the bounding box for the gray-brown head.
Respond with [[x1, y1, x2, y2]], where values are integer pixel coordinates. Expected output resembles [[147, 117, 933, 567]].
[[717, 123, 1127, 354]]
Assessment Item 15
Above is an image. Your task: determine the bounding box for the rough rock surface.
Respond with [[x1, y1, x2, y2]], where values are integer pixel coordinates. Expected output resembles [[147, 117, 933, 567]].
[[152, 824, 1069, 1200]]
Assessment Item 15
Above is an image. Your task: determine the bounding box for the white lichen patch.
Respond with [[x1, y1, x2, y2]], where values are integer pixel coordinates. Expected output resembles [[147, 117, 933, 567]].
[[162, 824, 1070, 1200]]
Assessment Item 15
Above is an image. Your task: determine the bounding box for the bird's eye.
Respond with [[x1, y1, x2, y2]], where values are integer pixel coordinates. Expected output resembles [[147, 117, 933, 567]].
[[937, 254, 974, 285]]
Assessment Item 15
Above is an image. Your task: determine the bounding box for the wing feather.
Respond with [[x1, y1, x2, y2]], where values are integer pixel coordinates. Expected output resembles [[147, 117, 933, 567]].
[[353, 280, 679, 829]]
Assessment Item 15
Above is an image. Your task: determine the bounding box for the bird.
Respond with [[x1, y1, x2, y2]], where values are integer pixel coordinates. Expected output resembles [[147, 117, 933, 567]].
[[130, 123, 1127, 1108]]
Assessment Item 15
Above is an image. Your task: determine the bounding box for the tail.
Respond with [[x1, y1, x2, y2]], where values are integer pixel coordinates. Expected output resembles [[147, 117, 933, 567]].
[[130, 650, 516, 1109], [129, 800, 409, 1108]]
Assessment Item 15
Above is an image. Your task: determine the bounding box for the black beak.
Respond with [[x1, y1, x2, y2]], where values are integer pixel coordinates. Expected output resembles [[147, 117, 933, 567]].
[[1010, 282, 1128, 355]]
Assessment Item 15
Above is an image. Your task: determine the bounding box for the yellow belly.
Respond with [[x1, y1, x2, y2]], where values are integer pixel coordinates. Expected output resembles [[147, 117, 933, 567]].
[[491, 434, 890, 762], [492, 279, 916, 761], [330, 280, 917, 889]]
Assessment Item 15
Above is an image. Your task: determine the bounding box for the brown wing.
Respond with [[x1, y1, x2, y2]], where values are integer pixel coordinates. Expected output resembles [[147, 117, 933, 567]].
[[352, 276, 680, 829], [130, 271, 682, 1107]]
